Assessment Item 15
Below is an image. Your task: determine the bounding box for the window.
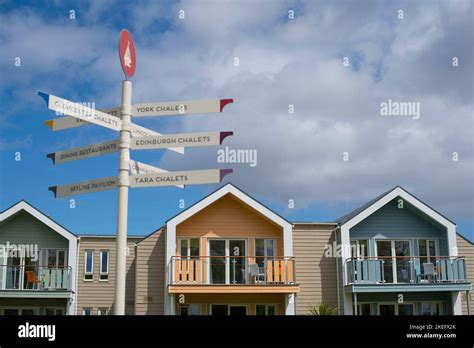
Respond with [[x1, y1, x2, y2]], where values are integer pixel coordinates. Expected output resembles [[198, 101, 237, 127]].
[[351, 240, 368, 258], [98, 308, 108, 316], [418, 240, 437, 265], [45, 308, 64, 315], [84, 250, 94, 280], [256, 304, 277, 315], [421, 302, 442, 315], [83, 308, 93, 315], [178, 304, 200, 315], [100, 250, 109, 281], [255, 239, 275, 267], [43, 249, 67, 268], [355, 303, 371, 315], [180, 238, 200, 258], [378, 303, 415, 315]]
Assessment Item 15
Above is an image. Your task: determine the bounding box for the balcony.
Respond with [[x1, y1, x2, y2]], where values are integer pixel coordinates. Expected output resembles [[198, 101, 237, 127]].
[[169, 256, 298, 294], [345, 256, 471, 293], [0, 265, 72, 292]]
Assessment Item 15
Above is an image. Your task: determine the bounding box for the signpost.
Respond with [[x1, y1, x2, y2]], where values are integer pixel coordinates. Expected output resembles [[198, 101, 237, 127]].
[[49, 176, 118, 198], [47, 139, 120, 164], [129, 160, 184, 188], [130, 169, 233, 188], [39, 29, 234, 315], [130, 131, 233, 150], [43, 98, 233, 131]]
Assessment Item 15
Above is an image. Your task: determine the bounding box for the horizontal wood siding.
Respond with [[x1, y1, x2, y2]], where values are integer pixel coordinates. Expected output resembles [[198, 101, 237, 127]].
[[177, 194, 284, 256], [457, 234, 474, 315], [293, 224, 338, 314], [134, 229, 165, 315], [351, 199, 448, 255], [0, 211, 68, 249], [76, 237, 139, 315]]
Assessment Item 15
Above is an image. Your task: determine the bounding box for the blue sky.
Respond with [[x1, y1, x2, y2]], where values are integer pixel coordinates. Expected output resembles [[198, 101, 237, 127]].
[[0, 0, 473, 241]]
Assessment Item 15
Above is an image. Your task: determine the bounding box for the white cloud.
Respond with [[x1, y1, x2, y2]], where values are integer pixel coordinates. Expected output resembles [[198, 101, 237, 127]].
[[1, 0, 472, 223]]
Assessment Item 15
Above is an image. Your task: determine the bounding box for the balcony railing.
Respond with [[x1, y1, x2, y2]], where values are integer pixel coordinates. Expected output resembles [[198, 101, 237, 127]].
[[0, 265, 72, 291], [170, 256, 296, 285], [345, 256, 469, 285]]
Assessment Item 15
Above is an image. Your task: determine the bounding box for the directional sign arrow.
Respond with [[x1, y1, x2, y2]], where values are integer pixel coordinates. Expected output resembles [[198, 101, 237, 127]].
[[47, 139, 120, 165], [44, 107, 120, 131], [133, 99, 233, 117], [130, 169, 233, 188], [39, 92, 183, 154], [130, 131, 233, 150], [49, 176, 118, 198], [43, 98, 233, 130], [129, 160, 184, 188], [38, 92, 121, 131]]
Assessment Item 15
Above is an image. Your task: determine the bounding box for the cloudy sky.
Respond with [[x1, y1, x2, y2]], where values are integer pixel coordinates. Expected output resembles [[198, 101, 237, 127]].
[[0, 0, 473, 241]]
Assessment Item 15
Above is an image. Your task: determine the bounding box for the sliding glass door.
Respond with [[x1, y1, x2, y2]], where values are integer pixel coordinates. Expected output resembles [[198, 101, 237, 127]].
[[209, 240, 226, 284], [210, 304, 247, 315], [376, 240, 412, 283], [208, 239, 246, 284]]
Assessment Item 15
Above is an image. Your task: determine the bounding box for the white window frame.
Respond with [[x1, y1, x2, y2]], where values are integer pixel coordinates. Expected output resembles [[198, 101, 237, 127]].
[[178, 303, 201, 316], [375, 239, 412, 283], [354, 302, 372, 315], [42, 249, 68, 268], [84, 250, 94, 281], [97, 307, 108, 315], [44, 307, 65, 315], [178, 238, 200, 258], [0, 307, 39, 315], [377, 302, 416, 315], [255, 303, 278, 315], [350, 239, 369, 258], [254, 238, 276, 258], [99, 250, 109, 281], [209, 303, 248, 315], [418, 239, 439, 263], [420, 301, 443, 315], [83, 307, 93, 315], [207, 238, 248, 284]]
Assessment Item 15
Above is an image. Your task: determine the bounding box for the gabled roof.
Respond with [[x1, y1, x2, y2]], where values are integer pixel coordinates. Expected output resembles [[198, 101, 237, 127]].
[[335, 186, 456, 228], [166, 183, 291, 229], [335, 186, 398, 225], [0, 200, 77, 241]]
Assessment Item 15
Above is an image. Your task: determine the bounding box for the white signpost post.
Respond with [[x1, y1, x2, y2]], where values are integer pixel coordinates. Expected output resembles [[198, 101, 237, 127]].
[[38, 29, 234, 315]]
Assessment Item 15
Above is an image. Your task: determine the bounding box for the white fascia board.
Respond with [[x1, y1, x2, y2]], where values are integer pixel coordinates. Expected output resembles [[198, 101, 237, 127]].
[[341, 187, 457, 255]]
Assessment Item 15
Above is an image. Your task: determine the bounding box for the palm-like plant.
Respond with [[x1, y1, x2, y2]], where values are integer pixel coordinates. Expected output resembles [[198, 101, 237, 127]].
[[308, 302, 338, 315]]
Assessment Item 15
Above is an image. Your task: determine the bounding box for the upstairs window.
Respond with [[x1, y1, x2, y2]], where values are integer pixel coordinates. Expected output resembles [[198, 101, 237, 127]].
[[255, 239, 275, 267], [84, 250, 94, 281], [351, 240, 368, 259], [418, 240, 437, 265], [100, 250, 109, 281], [180, 239, 200, 258]]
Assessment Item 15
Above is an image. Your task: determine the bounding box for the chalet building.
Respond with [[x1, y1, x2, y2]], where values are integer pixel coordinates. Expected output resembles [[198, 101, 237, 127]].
[[0, 184, 472, 315]]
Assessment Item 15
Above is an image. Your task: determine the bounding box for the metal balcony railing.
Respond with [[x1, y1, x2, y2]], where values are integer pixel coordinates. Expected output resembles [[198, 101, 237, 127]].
[[0, 265, 72, 291], [345, 256, 468, 285], [170, 256, 296, 285]]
